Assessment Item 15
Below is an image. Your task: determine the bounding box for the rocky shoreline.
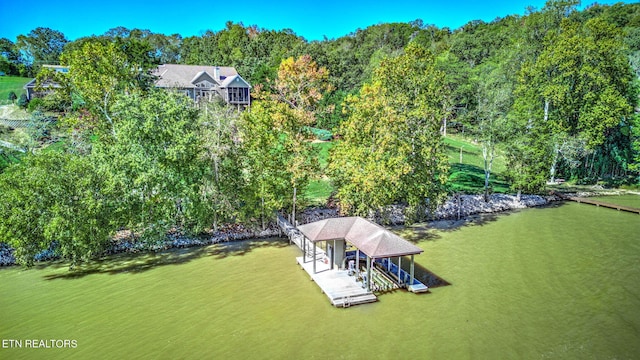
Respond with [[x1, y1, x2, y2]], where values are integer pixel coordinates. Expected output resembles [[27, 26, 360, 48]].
[[0, 191, 595, 267]]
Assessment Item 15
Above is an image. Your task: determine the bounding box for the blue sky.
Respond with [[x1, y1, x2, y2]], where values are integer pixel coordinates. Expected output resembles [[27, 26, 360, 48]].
[[0, 0, 635, 42]]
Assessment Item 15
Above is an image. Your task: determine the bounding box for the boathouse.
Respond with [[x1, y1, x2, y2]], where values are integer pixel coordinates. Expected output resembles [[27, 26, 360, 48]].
[[295, 217, 428, 298]]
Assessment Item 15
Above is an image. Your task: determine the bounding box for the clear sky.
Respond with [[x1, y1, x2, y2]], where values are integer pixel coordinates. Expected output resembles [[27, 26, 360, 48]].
[[0, 0, 635, 42]]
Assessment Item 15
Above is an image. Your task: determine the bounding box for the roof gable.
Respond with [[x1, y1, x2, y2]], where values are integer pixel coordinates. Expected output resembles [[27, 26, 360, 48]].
[[191, 71, 217, 85], [297, 217, 423, 258], [220, 74, 251, 88], [154, 64, 238, 88]]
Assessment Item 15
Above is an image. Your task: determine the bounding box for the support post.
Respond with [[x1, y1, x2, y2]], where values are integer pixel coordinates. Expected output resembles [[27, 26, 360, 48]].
[[410, 254, 415, 285], [398, 256, 402, 285], [303, 236, 306, 263], [366, 256, 371, 292], [332, 239, 336, 270], [313, 242, 316, 274], [356, 249, 360, 274]]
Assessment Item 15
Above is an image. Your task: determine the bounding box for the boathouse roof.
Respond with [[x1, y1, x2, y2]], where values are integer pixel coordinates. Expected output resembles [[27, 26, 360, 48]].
[[297, 217, 423, 258]]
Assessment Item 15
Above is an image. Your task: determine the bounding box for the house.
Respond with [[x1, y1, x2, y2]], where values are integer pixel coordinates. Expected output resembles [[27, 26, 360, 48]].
[[153, 64, 251, 107], [24, 65, 69, 100]]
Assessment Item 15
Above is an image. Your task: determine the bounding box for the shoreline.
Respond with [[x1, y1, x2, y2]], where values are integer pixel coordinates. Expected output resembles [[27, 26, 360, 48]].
[[1, 190, 636, 267]]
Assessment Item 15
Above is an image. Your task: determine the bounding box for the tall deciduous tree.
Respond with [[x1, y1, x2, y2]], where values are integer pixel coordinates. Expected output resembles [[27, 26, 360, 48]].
[[194, 100, 243, 232], [239, 100, 308, 228], [92, 90, 204, 241], [60, 40, 143, 139], [0, 151, 116, 266], [514, 16, 635, 184], [330, 42, 449, 221], [471, 59, 514, 200], [16, 27, 68, 72]]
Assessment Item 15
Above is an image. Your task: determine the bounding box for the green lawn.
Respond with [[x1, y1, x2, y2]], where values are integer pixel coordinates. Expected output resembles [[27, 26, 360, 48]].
[[305, 141, 334, 205], [444, 135, 510, 194], [0, 76, 31, 105], [302, 135, 514, 205]]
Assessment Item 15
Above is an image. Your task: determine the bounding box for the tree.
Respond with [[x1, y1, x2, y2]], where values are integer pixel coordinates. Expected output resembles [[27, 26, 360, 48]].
[[250, 55, 329, 222], [239, 100, 307, 228], [470, 59, 514, 200], [192, 100, 244, 232], [0, 151, 116, 267], [92, 90, 204, 241], [0, 38, 22, 76], [16, 28, 68, 72], [329, 42, 449, 221], [60, 40, 144, 140], [513, 16, 635, 184]]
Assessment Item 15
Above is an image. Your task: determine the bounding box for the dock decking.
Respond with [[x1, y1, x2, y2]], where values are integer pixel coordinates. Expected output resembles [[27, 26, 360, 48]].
[[296, 256, 377, 307], [567, 196, 640, 214]]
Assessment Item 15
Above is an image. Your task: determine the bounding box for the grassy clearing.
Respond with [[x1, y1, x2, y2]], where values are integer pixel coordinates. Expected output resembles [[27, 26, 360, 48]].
[[302, 135, 514, 205], [0, 76, 31, 105], [444, 135, 511, 194], [304, 141, 334, 205]]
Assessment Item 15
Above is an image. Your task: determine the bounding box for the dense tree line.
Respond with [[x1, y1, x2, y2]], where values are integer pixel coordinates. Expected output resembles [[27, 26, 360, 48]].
[[0, 1, 639, 265]]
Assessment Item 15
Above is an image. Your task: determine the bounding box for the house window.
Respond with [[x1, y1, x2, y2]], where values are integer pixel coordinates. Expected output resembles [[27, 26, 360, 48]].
[[228, 87, 248, 103]]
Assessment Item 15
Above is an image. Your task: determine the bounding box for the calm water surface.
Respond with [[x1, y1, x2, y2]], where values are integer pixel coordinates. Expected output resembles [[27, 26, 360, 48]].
[[1, 200, 639, 359]]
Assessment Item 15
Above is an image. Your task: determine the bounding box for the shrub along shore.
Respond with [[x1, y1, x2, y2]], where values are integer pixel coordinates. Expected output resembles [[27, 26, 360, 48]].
[[0, 192, 568, 267]]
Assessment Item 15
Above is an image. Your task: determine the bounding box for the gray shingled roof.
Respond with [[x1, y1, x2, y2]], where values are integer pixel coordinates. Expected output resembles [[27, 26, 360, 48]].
[[297, 217, 423, 258], [220, 74, 251, 88], [154, 64, 238, 88]]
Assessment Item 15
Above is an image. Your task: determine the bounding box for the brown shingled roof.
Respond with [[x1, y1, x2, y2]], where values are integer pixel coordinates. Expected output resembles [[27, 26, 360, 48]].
[[297, 217, 423, 258]]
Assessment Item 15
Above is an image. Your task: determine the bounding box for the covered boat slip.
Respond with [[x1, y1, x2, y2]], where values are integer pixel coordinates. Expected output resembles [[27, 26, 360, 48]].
[[287, 216, 429, 307]]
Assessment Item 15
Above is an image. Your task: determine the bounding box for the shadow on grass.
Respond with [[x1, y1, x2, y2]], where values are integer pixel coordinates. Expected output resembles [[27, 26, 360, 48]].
[[448, 163, 510, 193], [41, 238, 290, 280]]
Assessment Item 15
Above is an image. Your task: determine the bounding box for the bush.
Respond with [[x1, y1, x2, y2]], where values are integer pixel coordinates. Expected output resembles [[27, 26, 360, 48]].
[[7, 91, 17, 103], [27, 97, 44, 112], [17, 94, 28, 108]]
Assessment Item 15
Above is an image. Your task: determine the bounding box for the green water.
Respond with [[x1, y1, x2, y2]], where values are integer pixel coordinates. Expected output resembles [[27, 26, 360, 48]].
[[1, 201, 639, 359], [590, 194, 640, 208]]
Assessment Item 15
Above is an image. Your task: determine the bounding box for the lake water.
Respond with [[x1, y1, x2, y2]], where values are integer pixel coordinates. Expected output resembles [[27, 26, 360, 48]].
[[1, 199, 639, 359]]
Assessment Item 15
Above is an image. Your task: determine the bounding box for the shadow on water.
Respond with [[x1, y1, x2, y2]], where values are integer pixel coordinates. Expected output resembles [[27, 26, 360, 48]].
[[394, 200, 569, 244], [41, 238, 290, 280], [391, 212, 504, 243]]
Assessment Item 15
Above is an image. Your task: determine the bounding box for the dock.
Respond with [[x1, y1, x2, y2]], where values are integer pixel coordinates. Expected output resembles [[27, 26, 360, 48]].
[[278, 214, 378, 307], [555, 193, 640, 214], [278, 214, 432, 307], [296, 257, 377, 307]]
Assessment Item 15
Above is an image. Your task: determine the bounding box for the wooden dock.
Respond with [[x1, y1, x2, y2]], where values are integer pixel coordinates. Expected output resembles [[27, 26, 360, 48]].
[[296, 257, 377, 307], [563, 195, 640, 214], [278, 214, 377, 307]]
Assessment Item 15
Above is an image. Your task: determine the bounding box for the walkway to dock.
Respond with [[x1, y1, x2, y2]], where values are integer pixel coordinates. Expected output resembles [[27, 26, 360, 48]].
[[556, 193, 640, 214]]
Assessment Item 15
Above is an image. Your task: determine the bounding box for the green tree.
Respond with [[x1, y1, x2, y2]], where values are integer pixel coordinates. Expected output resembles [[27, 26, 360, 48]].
[[0, 151, 116, 266], [514, 16, 635, 184], [470, 59, 514, 200], [330, 43, 449, 221], [92, 90, 204, 241], [60, 40, 143, 139], [17, 93, 28, 108], [239, 100, 305, 228], [193, 100, 244, 232], [16, 27, 68, 73]]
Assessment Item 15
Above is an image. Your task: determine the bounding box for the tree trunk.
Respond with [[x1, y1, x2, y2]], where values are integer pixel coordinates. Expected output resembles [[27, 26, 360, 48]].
[[549, 142, 560, 184], [291, 186, 297, 226]]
